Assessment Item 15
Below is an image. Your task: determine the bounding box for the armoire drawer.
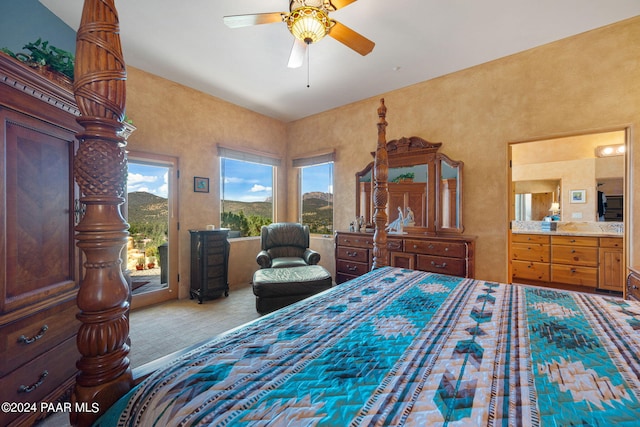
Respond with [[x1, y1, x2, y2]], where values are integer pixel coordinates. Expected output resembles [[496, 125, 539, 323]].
[[0, 337, 78, 426], [416, 255, 465, 277], [0, 300, 79, 376]]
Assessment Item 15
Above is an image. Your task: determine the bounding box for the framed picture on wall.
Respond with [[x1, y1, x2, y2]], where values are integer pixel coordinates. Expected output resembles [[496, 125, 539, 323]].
[[194, 176, 209, 193], [570, 189, 586, 204]]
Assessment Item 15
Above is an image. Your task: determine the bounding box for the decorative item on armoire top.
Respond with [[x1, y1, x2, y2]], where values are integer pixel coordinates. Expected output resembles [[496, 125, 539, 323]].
[[1, 38, 74, 87], [194, 176, 209, 193]]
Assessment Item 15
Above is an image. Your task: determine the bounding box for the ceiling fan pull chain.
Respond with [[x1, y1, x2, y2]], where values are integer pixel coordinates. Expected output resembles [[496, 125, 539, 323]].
[[307, 43, 311, 88]]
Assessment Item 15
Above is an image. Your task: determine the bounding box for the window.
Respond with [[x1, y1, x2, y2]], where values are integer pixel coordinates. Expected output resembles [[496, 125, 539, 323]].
[[218, 146, 280, 237], [294, 152, 335, 234]]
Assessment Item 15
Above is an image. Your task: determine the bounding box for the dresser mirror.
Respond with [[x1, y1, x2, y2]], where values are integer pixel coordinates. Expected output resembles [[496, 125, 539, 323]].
[[355, 136, 464, 234]]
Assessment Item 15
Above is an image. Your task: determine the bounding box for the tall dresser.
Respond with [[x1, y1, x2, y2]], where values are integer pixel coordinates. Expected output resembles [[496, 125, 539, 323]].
[[0, 54, 81, 426], [189, 229, 230, 303]]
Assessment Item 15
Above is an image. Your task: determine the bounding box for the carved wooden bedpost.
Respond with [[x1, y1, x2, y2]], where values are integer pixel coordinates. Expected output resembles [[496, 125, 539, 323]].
[[71, 0, 132, 425], [372, 99, 389, 269]]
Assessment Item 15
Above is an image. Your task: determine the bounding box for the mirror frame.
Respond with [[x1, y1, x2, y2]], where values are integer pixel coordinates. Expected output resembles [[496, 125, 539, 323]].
[[355, 136, 464, 234]]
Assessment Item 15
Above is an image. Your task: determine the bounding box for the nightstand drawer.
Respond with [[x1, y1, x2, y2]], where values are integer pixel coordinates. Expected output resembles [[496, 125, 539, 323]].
[[551, 265, 598, 287]]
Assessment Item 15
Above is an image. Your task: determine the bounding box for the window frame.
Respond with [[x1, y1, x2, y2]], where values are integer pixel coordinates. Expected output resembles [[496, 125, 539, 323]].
[[218, 145, 281, 236], [294, 151, 335, 235]]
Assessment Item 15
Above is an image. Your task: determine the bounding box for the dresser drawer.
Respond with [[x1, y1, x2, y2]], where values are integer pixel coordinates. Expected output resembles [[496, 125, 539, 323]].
[[336, 259, 370, 277], [627, 269, 640, 301], [0, 300, 78, 376], [405, 239, 466, 258], [386, 238, 403, 252], [0, 337, 78, 426], [336, 234, 373, 249], [552, 245, 598, 267], [416, 255, 465, 277], [512, 234, 550, 244], [336, 246, 368, 263], [551, 235, 598, 247], [551, 265, 598, 287], [512, 260, 550, 282], [512, 242, 550, 262]]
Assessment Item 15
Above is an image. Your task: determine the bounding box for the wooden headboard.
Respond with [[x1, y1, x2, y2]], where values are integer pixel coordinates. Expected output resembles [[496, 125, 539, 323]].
[[70, 2, 390, 425]]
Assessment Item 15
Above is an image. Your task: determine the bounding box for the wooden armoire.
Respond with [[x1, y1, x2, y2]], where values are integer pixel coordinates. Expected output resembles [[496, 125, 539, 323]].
[[0, 53, 81, 426]]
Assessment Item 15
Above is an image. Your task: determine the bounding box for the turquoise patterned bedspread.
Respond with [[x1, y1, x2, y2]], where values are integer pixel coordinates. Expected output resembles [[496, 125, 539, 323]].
[[96, 267, 640, 426]]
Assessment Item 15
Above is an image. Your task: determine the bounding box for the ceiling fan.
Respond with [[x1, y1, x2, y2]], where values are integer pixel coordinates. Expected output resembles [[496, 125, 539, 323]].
[[223, 0, 375, 68]]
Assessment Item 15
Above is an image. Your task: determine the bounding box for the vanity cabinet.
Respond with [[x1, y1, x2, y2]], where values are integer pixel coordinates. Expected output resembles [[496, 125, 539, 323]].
[[335, 231, 475, 284], [551, 236, 599, 287], [511, 234, 550, 282], [599, 237, 624, 292], [511, 233, 623, 292]]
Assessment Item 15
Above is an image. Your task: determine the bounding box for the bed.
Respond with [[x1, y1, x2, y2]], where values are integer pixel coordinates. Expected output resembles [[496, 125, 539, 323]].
[[95, 267, 640, 425], [68, 1, 640, 426]]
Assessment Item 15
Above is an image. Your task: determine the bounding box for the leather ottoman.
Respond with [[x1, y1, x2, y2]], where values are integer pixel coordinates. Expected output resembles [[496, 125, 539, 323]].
[[252, 265, 332, 314]]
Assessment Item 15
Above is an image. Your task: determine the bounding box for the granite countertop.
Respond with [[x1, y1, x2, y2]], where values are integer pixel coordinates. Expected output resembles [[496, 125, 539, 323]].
[[512, 229, 623, 238], [511, 221, 623, 238]]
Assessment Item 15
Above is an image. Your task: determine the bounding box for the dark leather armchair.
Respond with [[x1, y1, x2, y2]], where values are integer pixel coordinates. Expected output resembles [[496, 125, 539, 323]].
[[256, 222, 320, 269]]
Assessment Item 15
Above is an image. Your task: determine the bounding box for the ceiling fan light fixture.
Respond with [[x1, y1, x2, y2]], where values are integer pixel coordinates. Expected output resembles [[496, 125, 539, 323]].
[[286, 7, 333, 44]]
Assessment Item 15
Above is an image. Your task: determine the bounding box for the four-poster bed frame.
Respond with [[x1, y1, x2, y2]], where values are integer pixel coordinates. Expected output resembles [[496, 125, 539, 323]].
[[69, 2, 392, 425], [71, 1, 132, 425], [67, 2, 640, 426]]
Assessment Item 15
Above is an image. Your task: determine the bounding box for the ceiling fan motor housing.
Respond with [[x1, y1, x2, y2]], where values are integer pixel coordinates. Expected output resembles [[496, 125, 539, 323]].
[[285, 6, 334, 44]]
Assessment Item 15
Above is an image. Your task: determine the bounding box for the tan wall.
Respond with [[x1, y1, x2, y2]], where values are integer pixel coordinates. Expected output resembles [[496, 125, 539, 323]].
[[124, 69, 287, 297], [286, 16, 640, 282], [125, 16, 640, 290]]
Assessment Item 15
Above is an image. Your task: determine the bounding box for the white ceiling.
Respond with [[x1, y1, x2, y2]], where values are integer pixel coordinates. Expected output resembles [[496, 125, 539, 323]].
[[41, 0, 640, 123]]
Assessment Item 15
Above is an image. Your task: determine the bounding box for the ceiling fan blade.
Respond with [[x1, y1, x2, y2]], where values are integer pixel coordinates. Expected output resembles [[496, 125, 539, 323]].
[[328, 21, 375, 56], [288, 39, 307, 68], [223, 12, 284, 28], [329, 0, 358, 10]]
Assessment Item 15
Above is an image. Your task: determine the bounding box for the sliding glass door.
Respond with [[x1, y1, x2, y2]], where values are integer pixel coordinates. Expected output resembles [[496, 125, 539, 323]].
[[126, 151, 179, 309]]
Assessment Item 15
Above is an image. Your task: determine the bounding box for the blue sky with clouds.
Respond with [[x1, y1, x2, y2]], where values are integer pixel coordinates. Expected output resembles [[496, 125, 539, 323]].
[[127, 160, 333, 201], [127, 162, 168, 197]]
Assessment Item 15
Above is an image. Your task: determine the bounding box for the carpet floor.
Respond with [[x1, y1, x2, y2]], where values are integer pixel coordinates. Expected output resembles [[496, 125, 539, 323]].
[[35, 283, 260, 426]]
